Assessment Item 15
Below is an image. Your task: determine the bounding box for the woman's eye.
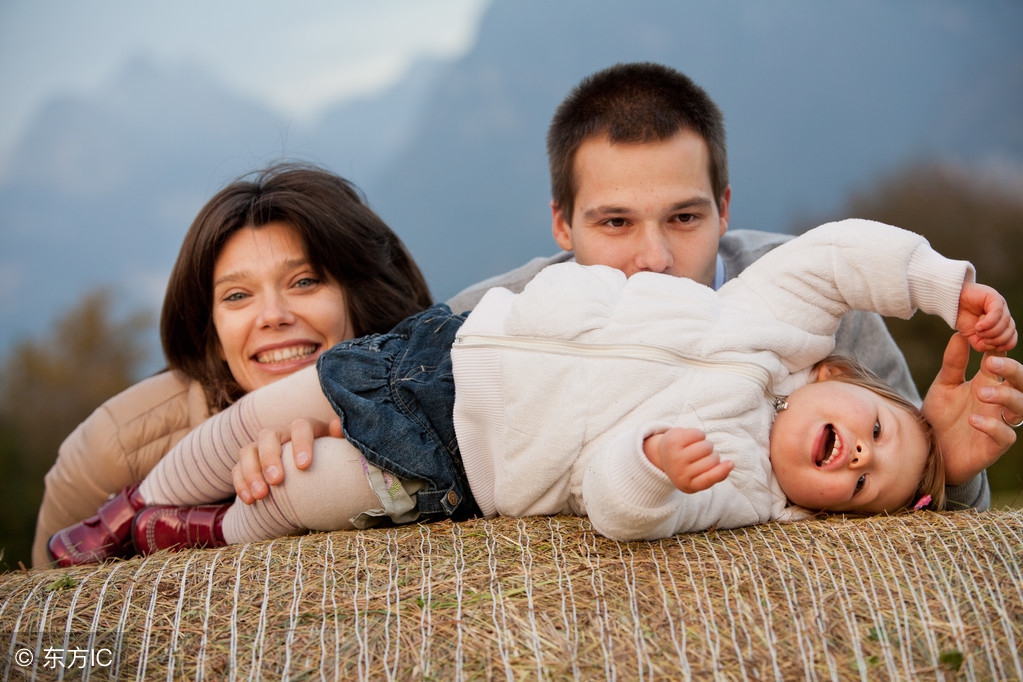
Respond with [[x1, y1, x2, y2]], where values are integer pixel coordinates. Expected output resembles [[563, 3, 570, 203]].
[[295, 277, 319, 288], [223, 291, 247, 303], [855, 475, 866, 494], [873, 420, 881, 440]]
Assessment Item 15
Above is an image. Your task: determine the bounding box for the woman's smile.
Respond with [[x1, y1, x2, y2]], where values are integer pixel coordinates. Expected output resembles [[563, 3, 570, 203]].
[[212, 222, 353, 393]]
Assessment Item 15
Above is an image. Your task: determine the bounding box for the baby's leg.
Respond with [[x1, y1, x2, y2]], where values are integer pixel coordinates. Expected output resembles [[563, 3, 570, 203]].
[[140, 365, 338, 506], [221, 436, 379, 543]]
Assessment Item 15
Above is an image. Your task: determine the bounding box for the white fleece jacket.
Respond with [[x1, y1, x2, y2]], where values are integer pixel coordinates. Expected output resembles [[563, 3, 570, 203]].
[[451, 220, 974, 540]]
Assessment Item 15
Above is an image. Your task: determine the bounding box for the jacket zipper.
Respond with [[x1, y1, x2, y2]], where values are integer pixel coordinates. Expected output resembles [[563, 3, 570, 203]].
[[454, 333, 787, 407]]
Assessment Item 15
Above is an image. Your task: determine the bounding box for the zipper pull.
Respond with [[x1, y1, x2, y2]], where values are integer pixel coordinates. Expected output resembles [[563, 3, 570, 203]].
[[773, 396, 789, 413]]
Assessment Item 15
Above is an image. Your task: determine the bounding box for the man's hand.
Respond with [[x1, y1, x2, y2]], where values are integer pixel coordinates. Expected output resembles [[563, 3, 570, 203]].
[[923, 334, 1022, 487], [643, 427, 733, 494], [232, 417, 343, 504]]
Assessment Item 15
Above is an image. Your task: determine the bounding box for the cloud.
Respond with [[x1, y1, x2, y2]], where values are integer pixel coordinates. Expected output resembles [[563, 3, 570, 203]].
[[0, 0, 491, 158]]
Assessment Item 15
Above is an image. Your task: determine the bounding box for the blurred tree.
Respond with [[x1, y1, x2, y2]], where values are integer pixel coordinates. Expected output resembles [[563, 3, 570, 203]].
[[806, 161, 1023, 503], [0, 290, 151, 570]]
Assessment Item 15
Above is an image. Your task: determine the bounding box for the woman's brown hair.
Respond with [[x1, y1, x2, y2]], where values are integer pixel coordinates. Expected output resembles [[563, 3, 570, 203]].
[[161, 162, 432, 411]]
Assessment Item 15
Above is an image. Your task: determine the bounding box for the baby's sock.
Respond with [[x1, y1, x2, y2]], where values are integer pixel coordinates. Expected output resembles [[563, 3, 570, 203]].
[[220, 436, 380, 543], [140, 396, 262, 506]]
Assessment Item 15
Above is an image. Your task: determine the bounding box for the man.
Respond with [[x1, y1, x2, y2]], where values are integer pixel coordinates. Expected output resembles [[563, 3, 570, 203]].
[[241, 63, 1021, 510], [445, 62, 1022, 510]]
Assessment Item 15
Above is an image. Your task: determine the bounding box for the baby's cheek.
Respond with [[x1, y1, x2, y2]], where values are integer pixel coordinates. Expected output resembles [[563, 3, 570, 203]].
[[784, 472, 838, 510]]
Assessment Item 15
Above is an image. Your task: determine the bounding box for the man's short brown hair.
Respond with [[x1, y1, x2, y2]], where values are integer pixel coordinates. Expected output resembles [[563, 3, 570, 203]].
[[547, 62, 728, 222]]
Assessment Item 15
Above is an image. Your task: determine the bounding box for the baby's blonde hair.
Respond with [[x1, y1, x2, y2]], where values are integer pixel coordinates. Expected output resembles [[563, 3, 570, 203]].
[[813, 355, 946, 511]]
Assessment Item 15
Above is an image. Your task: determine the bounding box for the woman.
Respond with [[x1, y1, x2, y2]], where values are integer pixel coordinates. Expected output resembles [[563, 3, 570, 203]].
[[32, 162, 431, 566]]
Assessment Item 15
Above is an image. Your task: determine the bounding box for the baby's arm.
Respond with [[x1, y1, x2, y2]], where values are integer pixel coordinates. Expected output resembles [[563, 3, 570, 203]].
[[583, 425, 766, 541], [956, 282, 1017, 352], [643, 428, 733, 493]]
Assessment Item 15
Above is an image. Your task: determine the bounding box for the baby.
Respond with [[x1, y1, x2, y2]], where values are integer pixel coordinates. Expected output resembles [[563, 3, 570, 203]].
[[49, 220, 1016, 565]]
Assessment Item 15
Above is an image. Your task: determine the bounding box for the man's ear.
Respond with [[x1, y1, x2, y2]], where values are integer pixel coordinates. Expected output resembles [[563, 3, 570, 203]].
[[718, 185, 732, 237], [551, 201, 574, 252]]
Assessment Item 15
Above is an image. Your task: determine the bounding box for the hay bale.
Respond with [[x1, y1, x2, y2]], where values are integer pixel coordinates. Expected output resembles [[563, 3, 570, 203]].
[[2, 510, 1021, 680]]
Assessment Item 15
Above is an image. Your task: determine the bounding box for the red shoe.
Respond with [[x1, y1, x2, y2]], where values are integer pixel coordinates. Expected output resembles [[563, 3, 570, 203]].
[[48, 484, 146, 567], [132, 504, 229, 555]]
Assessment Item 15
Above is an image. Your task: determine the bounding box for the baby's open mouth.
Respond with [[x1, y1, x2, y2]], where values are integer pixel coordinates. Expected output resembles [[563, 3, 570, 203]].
[[815, 425, 841, 468]]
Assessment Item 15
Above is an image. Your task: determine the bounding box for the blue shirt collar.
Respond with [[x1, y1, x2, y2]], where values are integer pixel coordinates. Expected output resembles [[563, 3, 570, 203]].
[[711, 253, 726, 291]]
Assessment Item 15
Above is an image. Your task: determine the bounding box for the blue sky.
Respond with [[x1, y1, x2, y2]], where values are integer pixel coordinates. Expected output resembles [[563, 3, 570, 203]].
[[0, 0, 491, 164]]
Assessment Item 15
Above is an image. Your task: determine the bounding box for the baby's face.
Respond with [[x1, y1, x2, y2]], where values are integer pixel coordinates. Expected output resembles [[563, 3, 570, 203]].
[[769, 380, 928, 514]]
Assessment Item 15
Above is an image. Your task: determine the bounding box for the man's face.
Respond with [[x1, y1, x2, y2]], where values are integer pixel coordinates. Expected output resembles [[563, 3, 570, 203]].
[[552, 130, 730, 287]]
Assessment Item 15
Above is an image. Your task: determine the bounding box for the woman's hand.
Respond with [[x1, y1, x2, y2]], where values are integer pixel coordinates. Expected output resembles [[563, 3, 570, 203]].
[[232, 417, 343, 503]]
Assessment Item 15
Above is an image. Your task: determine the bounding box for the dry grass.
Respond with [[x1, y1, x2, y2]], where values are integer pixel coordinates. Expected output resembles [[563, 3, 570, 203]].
[[2, 510, 1021, 680]]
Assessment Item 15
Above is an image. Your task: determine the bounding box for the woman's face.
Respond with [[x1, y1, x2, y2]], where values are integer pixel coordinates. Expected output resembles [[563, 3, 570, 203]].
[[212, 222, 353, 393]]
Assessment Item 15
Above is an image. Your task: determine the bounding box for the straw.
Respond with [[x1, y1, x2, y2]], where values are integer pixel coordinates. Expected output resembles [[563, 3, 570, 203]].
[[2, 509, 1020, 680]]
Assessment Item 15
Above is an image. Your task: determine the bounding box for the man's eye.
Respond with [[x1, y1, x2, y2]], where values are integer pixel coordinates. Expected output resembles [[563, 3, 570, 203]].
[[873, 420, 881, 439], [673, 213, 696, 223], [855, 475, 866, 494], [605, 218, 627, 228]]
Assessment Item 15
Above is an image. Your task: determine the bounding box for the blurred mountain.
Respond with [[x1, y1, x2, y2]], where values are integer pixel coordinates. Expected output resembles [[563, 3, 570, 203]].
[[368, 0, 1023, 301], [1, 0, 1021, 366], [0, 56, 441, 363]]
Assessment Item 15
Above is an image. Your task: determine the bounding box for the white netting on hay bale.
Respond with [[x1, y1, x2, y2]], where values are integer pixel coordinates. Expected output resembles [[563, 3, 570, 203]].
[[2, 510, 1021, 680]]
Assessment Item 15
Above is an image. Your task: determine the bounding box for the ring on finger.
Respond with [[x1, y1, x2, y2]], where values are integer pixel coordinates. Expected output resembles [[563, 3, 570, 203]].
[[1001, 410, 1023, 429]]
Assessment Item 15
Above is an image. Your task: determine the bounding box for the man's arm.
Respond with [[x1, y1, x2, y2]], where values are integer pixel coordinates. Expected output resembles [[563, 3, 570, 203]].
[[446, 252, 574, 312]]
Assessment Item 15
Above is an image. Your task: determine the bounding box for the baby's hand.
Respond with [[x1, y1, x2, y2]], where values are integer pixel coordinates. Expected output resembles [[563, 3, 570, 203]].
[[957, 282, 1017, 352], [643, 427, 733, 494]]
